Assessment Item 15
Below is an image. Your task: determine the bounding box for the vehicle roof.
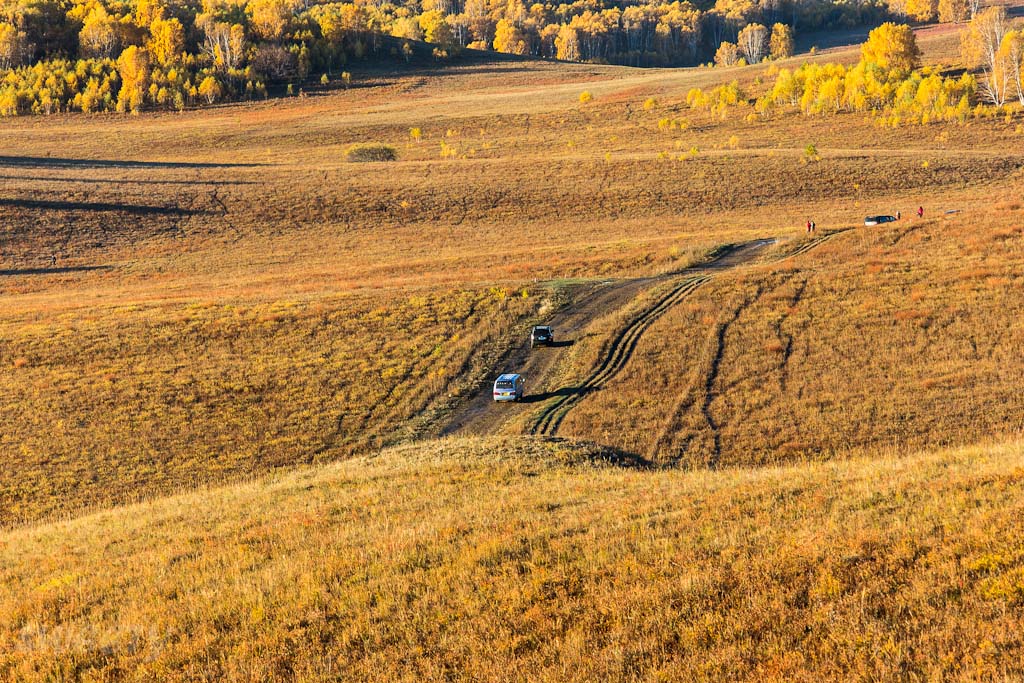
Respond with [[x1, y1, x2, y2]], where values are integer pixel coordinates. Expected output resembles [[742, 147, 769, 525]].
[[496, 373, 521, 381], [533, 325, 552, 330]]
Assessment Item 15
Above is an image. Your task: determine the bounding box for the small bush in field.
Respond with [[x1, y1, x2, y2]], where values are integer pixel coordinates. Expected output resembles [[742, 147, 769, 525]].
[[346, 143, 398, 162], [579, 90, 593, 104]]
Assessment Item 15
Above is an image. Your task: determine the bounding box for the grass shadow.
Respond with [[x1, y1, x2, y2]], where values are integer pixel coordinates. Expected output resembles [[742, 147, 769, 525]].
[[0, 198, 203, 215], [0, 265, 113, 276], [0, 156, 265, 170]]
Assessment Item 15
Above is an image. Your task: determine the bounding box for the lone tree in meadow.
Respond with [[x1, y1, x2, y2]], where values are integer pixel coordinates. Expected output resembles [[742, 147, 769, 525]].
[[738, 23, 768, 64], [861, 22, 921, 77]]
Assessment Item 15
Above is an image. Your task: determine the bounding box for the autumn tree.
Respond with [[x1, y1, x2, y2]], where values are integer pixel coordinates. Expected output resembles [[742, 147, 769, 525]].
[[419, 10, 454, 46], [148, 17, 184, 66], [135, 0, 166, 28], [960, 6, 1010, 105], [737, 23, 767, 63], [903, 0, 937, 22], [248, 0, 296, 42], [714, 40, 739, 66], [198, 75, 222, 103], [997, 30, 1023, 105], [555, 25, 580, 61], [79, 7, 121, 59], [198, 17, 246, 71], [493, 19, 527, 54], [769, 23, 794, 59], [0, 22, 27, 70], [116, 45, 150, 113], [861, 22, 920, 77], [938, 0, 969, 23]]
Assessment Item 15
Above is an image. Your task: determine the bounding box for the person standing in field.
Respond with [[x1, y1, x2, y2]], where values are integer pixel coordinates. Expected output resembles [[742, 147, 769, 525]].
[[806, 220, 812, 233], [897, 210, 901, 220], [811, 220, 816, 233], [918, 206, 924, 218]]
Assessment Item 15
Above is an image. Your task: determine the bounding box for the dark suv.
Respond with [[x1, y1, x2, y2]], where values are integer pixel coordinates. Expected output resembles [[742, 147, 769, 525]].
[[864, 215, 897, 226], [530, 325, 554, 348]]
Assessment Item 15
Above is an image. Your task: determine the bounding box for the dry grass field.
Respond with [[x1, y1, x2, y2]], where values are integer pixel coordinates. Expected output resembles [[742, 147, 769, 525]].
[[5, 18, 1024, 677], [555, 196, 1024, 465], [4, 435, 1024, 681], [2, 26, 1024, 527]]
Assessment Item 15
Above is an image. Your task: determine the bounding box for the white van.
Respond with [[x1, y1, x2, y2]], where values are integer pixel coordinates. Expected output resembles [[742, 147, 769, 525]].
[[492, 374, 524, 402]]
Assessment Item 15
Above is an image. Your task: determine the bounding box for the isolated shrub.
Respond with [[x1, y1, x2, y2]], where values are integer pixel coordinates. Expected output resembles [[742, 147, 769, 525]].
[[579, 90, 592, 103], [345, 143, 398, 162]]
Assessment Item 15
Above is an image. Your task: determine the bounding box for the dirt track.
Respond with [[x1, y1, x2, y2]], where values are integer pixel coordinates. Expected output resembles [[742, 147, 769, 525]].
[[441, 239, 776, 438]]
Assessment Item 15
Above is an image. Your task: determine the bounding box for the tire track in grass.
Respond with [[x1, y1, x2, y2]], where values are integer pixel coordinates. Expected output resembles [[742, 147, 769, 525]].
[[701, 285, 764, 470], [529, 274, 710, 436], [776, 228, 850, 261]]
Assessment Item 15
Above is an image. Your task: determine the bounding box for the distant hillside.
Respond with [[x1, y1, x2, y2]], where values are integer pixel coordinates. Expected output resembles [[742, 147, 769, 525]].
[[4, 434, 1024, 680]]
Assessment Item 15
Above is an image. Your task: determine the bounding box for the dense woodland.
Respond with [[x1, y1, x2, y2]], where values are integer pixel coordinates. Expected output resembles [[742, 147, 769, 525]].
[[0, 0, 1005, 114]]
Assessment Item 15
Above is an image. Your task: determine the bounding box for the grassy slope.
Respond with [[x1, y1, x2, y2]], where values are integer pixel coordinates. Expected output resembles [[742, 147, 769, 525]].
[[555, 197, 1024, 464], [3, 435, 1024, 680]]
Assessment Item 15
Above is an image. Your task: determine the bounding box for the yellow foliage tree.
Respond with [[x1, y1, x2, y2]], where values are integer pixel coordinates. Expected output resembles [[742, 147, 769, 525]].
[[80, 7, 121, 59], [493, 19, 527, 55], [248, 0, 296, 42], [997, 30, 1024, 105], [904, 0, 937, 22], [769, 23, 794, 59], [714, 40, 739, 66], [938, 0, 969, 23], [116, 46, 150, 113], [0, 22, 26, 70], [148, 17, 184, 66], [861, 22, 920, 77], [198, 75, 222, 103], [960, 7, 1010, 105], [418, 10, 454, 46], [555, 25, 580, 61], [737, 23, 767, 63]]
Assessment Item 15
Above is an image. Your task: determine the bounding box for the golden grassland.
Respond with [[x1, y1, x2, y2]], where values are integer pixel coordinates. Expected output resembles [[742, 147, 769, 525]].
[[2, 23, 1024, 528], [556, 195, 1024, 465], [4, 435, 1024, 681]]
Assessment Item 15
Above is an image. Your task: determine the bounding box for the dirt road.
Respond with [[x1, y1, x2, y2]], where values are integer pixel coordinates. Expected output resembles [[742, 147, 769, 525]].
[[441, 239, 776, 437]]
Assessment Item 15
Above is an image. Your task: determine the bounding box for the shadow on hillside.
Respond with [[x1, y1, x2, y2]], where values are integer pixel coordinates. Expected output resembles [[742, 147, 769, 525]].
[[542, 436, 657, 470], [0, 156, 265, 170], [0, 198, 203, 215], [0, 265, 113, 276], [534, 339, 575, 349], [521, 386, 586, 403], [0, 174, 256, 186]]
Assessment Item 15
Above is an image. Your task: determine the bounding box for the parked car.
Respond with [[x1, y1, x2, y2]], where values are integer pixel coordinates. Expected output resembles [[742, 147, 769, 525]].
[[530, 325, 554, 348], [864, 215, 897, 226], [493, 373, 525, 402]]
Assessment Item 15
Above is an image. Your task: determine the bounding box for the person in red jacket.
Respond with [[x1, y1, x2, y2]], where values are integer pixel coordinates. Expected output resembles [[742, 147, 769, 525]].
[[917, 206, 924, 218]]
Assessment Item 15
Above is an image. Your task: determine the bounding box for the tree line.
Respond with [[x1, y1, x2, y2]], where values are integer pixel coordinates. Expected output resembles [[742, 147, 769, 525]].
[[0, 0, 1012, 116]]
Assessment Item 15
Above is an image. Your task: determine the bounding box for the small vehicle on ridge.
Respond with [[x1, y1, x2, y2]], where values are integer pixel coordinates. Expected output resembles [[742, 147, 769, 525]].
[[864, 215, 897, 227], [530, 326, 554, 348]]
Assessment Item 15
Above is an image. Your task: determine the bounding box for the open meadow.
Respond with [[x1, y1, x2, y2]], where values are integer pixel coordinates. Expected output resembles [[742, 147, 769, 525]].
[[4, 29, 1024, 524], [4, 14, 1024, 678]]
